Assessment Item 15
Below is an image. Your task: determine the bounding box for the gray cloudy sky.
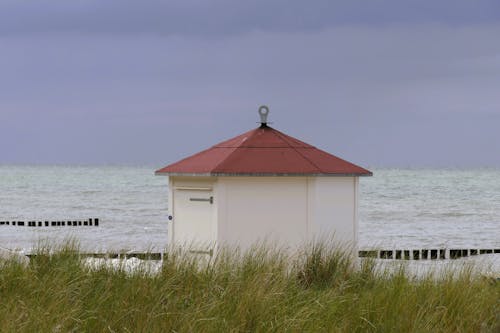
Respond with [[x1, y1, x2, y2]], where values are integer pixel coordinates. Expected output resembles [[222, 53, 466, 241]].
[[1, 0, 499, 167]]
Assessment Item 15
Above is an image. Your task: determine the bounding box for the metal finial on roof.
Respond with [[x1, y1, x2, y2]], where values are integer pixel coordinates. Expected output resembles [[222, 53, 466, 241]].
[[258, 105, 269, 126]]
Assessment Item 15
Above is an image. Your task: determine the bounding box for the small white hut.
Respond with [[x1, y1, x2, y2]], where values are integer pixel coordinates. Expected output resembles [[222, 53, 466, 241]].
[[155, 106, 372, 254]]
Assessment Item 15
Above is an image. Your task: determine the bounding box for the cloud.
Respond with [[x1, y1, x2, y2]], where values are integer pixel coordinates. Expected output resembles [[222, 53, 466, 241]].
[[0, 0, 499, 37], [0, 2, 499, 166]]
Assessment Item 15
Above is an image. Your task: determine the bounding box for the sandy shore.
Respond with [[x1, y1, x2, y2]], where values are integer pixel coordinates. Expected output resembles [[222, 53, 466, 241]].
[[80, 253, 500, 278], [367, 254, 499, 279]]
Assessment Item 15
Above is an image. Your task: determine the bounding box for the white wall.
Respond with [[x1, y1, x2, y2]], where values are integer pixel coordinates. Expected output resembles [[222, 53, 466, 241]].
[[168, 176, 359, 254], [308, 177, 357, 253], [216, 177, 308, 250]]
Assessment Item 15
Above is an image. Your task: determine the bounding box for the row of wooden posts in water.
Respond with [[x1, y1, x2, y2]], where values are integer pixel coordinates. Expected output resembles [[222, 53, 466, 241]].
[[1, 216, 497, 261], [21, 248, 500, 261], [359, 248, 500, 260], [0, 218, 99, 227]]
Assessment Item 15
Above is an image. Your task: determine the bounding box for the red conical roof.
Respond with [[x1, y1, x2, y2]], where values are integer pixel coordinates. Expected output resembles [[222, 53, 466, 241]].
[[155, 126, 372, 176]]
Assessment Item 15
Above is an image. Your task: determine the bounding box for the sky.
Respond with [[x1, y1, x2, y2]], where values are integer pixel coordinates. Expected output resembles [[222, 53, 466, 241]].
[[1, 0, 499, 168]]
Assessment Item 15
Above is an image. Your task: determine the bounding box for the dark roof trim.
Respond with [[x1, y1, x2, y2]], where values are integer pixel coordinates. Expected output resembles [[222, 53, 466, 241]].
[[155, 171, 373, 177]]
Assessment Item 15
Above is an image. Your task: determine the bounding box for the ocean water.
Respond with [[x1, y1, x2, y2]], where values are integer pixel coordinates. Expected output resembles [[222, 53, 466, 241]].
[[360, 169, 500, 249], [0, 166, 499, 252], [0, 166, 168, 252]]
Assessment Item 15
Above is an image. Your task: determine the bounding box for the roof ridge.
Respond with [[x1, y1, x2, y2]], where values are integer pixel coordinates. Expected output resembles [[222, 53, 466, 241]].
[[305, 145, 372, 173], [211, 127, 267, 171], [270, 127, 313, 148], [214, 127, 260, 148], [272, 129, 324, 173], [210, 146, 238, 173]]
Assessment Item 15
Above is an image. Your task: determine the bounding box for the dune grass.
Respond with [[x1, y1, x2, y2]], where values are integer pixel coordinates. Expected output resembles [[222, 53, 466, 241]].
[[0, 242, 498, 332]]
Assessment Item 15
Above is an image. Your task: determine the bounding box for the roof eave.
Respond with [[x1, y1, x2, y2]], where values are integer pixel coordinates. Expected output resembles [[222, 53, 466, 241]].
[[155, 171, 373, 177]]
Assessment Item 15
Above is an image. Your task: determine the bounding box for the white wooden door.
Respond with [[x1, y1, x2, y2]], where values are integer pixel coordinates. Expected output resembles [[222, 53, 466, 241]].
[[173, 188, 215, 252]]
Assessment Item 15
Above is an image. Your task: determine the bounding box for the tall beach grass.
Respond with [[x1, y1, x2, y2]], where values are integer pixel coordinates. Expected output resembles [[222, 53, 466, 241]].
[[0, 241, 498, 332]]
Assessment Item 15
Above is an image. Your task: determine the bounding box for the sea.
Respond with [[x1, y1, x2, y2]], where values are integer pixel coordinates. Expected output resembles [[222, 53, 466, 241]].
[[1, 166, 499, 253]]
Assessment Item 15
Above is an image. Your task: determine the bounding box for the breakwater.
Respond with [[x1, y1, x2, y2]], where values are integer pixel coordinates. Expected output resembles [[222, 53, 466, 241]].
[[19, 248, 500, 261], [0, 218, 99, 227], [359, 248, 500, 260]]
